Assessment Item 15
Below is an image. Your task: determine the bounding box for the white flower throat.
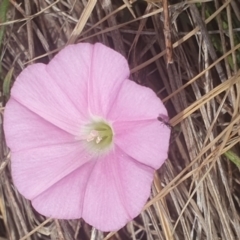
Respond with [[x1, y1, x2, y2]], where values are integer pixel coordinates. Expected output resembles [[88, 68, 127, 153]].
[[85, 120, 114, 151]]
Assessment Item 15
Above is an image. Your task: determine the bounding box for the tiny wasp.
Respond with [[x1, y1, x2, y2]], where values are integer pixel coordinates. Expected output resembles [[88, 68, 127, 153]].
[[157, 114, 172, 129]]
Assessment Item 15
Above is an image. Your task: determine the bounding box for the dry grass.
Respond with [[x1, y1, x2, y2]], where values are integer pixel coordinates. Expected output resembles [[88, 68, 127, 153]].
[[1, 0, 240, 239]]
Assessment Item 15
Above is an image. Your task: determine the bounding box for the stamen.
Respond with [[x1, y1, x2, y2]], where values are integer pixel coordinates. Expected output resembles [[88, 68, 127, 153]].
[[86, 130, 98, 142], [96, 136, 102, 144], [86, 130, 103, 144], [84, 120, 113, 152]]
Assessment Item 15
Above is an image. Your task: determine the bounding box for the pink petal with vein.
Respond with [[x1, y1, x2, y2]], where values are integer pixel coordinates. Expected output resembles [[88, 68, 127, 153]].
[[4, 99, 75, 152], [32, 160, 96, 219], [10, 63, 86, 135], [11, 142, 93, 199], [113, 120, 170, 169], [88, 43, 130, 117], [82, 147, 154, 231], [108, 79, 167, 122], [46, 43, 92, 117]]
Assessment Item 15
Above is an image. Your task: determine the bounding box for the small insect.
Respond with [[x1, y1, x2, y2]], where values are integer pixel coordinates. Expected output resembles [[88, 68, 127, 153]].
[[158, 114, 181, 144], [157, 114, 172, 129]]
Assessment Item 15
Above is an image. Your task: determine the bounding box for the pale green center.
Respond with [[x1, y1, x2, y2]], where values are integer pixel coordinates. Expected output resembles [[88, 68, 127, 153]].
[[85, 121, 113, 151]]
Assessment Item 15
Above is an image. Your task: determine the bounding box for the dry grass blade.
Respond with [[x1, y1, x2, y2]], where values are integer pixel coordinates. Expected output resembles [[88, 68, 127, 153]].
[[19, 218, 52, 240], [67, 0, 97, 44], [1, 0, 240, 239], [162, 0, 173, 64], [122, 0, 136, 18], [153, 173, 173, 240], [171, 71, 240, 126]]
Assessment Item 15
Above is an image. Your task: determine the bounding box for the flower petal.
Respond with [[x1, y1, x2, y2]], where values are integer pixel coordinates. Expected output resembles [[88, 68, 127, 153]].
[[108, 79, 168, 122], [11, 142, 93, 200], [4, 98, 75, 152], [32, 161, 95, 219], [10, 63, 85, 135], [113, 120, 170, 169], [82, 147, 154, 231], [88, 43, 130, 117], [46, 43, 92, 117]]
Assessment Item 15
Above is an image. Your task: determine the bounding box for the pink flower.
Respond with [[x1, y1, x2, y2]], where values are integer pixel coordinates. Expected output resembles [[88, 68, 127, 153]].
[[4, 43, 170, 231]]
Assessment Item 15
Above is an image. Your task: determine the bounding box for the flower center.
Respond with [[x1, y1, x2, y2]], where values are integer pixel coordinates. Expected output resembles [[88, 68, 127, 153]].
[[85, 121, 113, 151]]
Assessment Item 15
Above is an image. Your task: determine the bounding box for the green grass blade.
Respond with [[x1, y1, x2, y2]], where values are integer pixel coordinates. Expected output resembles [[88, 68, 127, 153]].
[[224, 150, 240, 168], [3, 66, 13, 96], [0, 0, 10, 77], [0, 0, 9, 48]]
